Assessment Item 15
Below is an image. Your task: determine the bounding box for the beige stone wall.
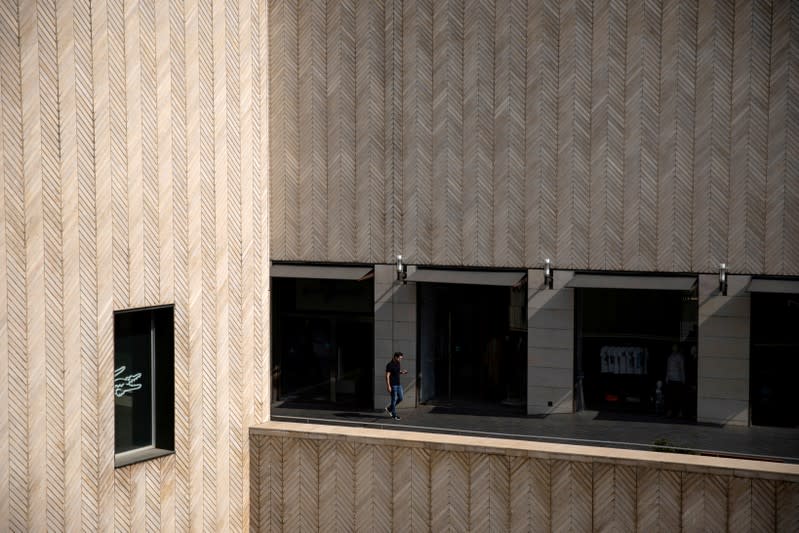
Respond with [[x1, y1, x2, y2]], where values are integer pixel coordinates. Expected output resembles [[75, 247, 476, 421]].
[[0, 0, 268, 530], [251, 422, 799, 532], [269, 0, 799, 276], [528, 269, 575, 415], [698, 274, 752, 426]]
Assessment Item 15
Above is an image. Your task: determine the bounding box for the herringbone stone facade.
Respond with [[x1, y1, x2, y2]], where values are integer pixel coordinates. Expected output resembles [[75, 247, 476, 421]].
[[250, 423, 799, 533], [3, 0, 799, 531], [0, 0, 269, 530], [270, 0, 799, 276]]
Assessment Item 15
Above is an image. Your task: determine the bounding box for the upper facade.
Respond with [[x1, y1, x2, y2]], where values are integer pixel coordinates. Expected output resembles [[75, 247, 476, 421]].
[[269, 0, 798, 276]]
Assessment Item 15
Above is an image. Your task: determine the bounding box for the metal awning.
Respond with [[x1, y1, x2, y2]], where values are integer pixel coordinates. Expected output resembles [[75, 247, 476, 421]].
[[405, 268, 526, 287], [270, 263, 373, 281], [566, 273, 697, 291], [747, 278, 799, 294]]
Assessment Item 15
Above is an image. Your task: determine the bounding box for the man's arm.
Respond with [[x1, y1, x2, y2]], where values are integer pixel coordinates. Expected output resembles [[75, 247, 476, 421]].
[[386, 371, 391, 393]]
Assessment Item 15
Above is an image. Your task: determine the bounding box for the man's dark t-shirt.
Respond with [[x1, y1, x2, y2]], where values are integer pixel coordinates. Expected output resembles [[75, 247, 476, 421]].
[[386, 360, 401, 386]]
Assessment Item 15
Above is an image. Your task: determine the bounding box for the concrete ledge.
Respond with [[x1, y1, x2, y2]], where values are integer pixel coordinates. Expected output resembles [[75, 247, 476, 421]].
[[251, 421, 799, 531], [250, 421, 799, 480]]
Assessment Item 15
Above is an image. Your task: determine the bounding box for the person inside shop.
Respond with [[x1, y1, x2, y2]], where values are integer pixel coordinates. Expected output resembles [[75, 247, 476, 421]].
[[665, 344, 685, 417]]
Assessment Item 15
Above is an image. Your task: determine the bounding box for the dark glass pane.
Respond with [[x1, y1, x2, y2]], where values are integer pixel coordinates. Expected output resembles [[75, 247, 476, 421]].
[[272, 277, 375, 408], [114, 312, 154, 453], [153, 307, 175, 450], [751, 293, 799, 427], [581, 288, 682, 338], [416, 283, 525, 407]]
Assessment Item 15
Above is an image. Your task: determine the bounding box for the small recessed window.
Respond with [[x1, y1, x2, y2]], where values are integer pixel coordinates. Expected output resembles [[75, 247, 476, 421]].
[[114, 305, 174, 467]]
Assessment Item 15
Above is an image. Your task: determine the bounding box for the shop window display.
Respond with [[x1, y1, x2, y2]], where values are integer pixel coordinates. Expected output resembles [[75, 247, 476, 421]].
[[575, 288, 697, 418]]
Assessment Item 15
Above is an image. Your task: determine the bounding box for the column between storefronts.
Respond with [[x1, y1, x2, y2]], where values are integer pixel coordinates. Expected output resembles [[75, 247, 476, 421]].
[[373, 264, 417, 411], [697, 274, 750, 426], [527, 269, 575, 415]]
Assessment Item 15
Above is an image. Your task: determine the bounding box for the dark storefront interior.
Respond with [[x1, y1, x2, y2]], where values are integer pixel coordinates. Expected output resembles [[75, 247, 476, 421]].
[[750, 291, 799, 428], [576, 287, 698, 418], [418, 283, 527, 409], [271, 277, 374, 408]]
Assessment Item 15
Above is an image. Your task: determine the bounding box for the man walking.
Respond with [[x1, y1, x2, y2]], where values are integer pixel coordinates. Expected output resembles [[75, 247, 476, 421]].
[[385, 351, 407, 420]]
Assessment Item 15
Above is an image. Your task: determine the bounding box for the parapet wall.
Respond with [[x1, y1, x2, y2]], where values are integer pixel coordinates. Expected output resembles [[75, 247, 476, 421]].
[[250, 422, 799, 532]]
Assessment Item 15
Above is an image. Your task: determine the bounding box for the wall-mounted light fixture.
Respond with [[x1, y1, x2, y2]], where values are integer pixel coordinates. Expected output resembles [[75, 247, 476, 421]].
[[719, 262, 727, 296], [543, 258, 553, 289], [396, 255, 406, 283]]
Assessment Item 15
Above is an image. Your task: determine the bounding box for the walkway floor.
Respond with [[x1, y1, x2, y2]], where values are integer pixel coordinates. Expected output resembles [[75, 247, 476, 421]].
[[271, 401, 799, 463]]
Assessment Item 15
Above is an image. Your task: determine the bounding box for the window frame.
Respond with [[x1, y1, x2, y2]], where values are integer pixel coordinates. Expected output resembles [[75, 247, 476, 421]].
[[114, 304, 175, 468]]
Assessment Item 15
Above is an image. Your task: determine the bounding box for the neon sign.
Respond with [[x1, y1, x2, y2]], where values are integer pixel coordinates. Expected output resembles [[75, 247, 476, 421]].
[[114, 366, 143, 397]]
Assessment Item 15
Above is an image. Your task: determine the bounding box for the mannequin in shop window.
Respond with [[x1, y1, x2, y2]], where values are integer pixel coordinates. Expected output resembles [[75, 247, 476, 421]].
[[665, 344, 685, 417]]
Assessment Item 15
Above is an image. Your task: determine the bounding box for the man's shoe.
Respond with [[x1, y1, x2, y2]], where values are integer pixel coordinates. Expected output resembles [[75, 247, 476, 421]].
[[393, 415, 401, 420], [384, 406, 391, 416]]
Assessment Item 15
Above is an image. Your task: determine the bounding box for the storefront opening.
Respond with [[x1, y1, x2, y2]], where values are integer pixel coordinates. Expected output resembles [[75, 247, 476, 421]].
[[575, 287, 698, 419], [750, 292, 799, 428], [418, 283, 526, 410], [271, 277, 374, 408]]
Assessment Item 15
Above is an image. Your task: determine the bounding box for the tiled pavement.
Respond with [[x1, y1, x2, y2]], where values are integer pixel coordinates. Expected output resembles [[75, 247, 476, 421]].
[[271, 401, 799, 463]]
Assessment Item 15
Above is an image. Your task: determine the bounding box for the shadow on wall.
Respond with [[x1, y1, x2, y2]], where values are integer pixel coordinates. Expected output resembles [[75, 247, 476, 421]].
[[525, 389, 574, 417], [696, 279, 751, 427]]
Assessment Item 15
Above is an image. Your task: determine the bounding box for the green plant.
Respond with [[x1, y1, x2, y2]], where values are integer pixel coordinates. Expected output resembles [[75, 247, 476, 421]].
[[651, 438, 695, 455]]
